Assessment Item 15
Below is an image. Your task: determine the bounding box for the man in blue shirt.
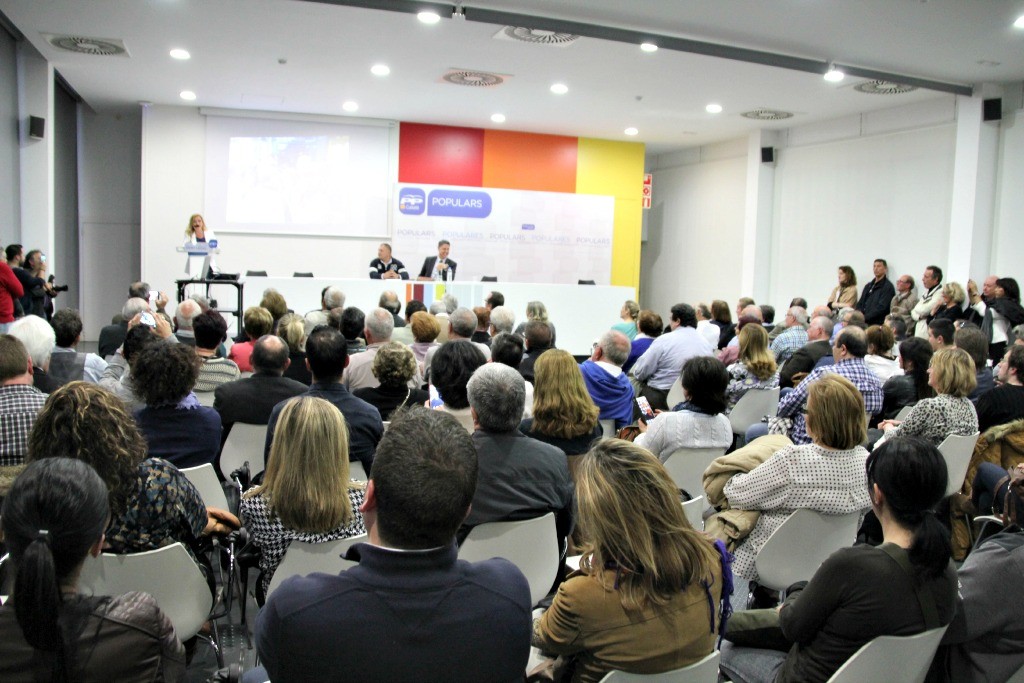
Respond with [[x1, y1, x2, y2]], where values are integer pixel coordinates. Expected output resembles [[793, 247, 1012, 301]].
[[629, 303, 714, 411]]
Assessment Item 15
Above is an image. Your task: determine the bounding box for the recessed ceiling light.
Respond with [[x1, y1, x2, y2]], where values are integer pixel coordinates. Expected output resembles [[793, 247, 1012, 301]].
[[169, 48, 190, 60], [824, 66, 845, 82], [705, 103, 723, 114], [342, 101, 359, 112], [640, 43, 658, 53], [491, 113, 506, 123], [1014, 14, 1024, 28], [179, 90, 196, 101], [550, 83, 568, 95], [371, 64, 391, 76], [417, 11, 441, 24], [624, 127, 639, 136]]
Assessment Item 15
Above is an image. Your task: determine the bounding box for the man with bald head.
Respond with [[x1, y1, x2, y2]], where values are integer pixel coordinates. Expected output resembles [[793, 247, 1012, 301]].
[[214, 334, 308, 441], [580, 329, 635, 428], [889, 274, 918, 329]]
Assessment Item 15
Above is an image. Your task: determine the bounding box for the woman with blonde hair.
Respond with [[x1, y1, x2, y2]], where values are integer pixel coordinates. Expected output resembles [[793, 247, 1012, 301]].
[[277, 312, 312, 385], [514, 300, 556, 346], [725, 324, 779, 413], [241, 396, 366, 599], [533, 439, 728, 682], [520, 349, 602, 459], [612, 300, 640, 340], [228, 305, 273, 372], [184, 213, 215, 245], [876, 346, 978, 448], [928, 281, 967, 325], [260, 288, 290, 332]]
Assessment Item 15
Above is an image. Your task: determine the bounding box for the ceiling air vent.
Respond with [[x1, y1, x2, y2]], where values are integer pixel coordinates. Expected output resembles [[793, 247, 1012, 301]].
[[442, 70, 505, 87], [494, 27, 580, 47], [853, 80, 918, 95], [44, 34, 128, 57], [741, 109, 794, 121]]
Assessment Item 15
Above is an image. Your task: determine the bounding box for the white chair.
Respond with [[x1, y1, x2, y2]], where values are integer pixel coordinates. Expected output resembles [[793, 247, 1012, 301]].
[[661, 447, 727, 501], [665, 379, 685, 409], [728, 387, 780, 438], [600, 419, 616, 437], [894, 405, 914, 420], [349, 460, 367, 481], [218, 422, 268, 480], [754, 508, 861, 591], [195, 390, 216, 407], [180, 463, 230, 509], [826, 626, 948, 683], [937, 432, 979, 496], [599, 651, 720, 682], [459, 513, 559, 607], [266, 534, 367, 598], [682, 496, 704, 531], [1006, 661, 1024, 683], [78, 543, 214, 642]]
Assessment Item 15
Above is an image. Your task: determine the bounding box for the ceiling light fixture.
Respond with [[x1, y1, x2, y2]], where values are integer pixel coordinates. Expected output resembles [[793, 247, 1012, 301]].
[[824, 63, 845, 82], [491, 113, 506, 123], [179, 90, 196, 101], [169, 48, 190, 60], [705, 103, 723, 114], [417, 11, 441, 24], [371, 64, 391, 76], [342, 101, 359, 112], [624, 127, 638, 136], [550, 83, 568, 94], [640, 42, 658, 53], [1015, 14, 1024, 28]]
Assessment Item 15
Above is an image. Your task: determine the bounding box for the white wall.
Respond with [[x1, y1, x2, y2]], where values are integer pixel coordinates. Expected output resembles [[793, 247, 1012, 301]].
[[992, 106, 1024, 278]]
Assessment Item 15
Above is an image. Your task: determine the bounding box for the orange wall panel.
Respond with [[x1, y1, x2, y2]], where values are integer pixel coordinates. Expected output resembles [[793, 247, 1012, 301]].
[[481, 130, 578, 192]]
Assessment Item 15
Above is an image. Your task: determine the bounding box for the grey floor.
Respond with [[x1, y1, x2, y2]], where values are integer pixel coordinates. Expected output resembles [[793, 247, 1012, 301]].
[[187, 565, 261, 682]]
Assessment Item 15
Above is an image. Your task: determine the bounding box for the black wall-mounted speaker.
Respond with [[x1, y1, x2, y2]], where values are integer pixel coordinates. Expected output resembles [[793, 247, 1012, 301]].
[[28, 116, 45, 140], [983, 98, 1002, 122], [761, 146, 775, 164]]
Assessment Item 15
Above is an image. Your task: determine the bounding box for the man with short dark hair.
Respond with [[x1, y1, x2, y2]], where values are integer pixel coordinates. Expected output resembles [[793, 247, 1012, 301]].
[[193, 311, 240, 393], [368, 242, 409, 280], [928, 318, 956, 351], [485, 290, 504, 311], [580, 330, 634, 428], [490, 332, 533, 417], [911, 265, 944, 338], [0, 335, 47, 465], [265, 326, 383, 474], [955, 325, 995, 401], [855, 258, 896, 326], [255, 407, 531, 682], [214, 335, 307, 441], [391, 299, 426, 345], [340, 306, 367, 355], [48, 308, 107, 383], [629, 303, 714, 411], [423, 307, 491, 383], [518, 320, 553, 384], [976, 345, 1024, 432], [418, 239, 457, 281]]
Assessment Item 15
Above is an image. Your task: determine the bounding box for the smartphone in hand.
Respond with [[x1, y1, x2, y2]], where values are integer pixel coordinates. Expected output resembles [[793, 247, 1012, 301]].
[[635, 396, 655, 422]]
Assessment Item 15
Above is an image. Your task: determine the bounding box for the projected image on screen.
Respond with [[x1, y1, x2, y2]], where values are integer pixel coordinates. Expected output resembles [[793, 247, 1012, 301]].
[[227, 136, 350, 225]]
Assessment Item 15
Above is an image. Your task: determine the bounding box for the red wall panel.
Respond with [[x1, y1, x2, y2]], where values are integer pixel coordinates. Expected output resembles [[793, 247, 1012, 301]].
[[398, 123, 484, 187]]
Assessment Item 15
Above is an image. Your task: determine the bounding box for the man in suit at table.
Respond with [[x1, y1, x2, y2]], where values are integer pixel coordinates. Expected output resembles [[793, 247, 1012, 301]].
[[417, 239, 457, 281]]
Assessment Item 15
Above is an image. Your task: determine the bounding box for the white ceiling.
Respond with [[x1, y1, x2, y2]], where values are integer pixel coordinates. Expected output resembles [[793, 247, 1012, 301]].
[[1, 0, 1022, 153]]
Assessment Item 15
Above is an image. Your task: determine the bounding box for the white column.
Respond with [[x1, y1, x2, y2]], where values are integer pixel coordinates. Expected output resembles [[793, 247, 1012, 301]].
[[741, 129, 777, 301], [16, 43, 54, 259]]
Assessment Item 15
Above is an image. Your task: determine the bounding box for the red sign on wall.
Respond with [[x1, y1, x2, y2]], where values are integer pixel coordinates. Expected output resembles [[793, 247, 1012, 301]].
[[642, 173, 652, 209]]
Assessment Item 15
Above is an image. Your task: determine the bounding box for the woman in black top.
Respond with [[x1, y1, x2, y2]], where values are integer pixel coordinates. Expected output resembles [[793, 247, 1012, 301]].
[[353, 342, 429, 422], [880, 337, 935, 420]]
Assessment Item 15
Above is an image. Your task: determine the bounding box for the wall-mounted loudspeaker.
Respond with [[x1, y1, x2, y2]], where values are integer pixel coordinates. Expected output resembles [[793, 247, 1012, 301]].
[[761, 146, 776, 164], [28, 116, 45, 140], [983, 98, 1002, 122]]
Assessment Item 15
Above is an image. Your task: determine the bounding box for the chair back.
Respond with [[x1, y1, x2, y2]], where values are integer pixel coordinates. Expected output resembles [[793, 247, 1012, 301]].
[[459, 513, 559, 607], [755, 508, 860, 591], [600, 419, 616, 438], [1006, 661, 1024, 683], [293, 272, 314, 277], [481, 276, 498, 282], [349, 460, 367, 481], [219, 423, 268, 481], [599, 651, 720, 682], [245, 270, 268, 277], [266, 534, 367, 598], [662, 447, 727, 500], [729, 387, 780, 437], [180, 463, 230, 509], [937, 432, 980, 496], [682, 496, 704, 531], [665, 380, 686, 409], [195, 391, 216, 407], [78, 543, 213, 640], [826, 626, 948, 683], [894, 405, 914, 420]]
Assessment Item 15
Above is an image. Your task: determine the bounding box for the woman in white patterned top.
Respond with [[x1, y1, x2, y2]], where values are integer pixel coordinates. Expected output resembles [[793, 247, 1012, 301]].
[[724, 374, 872, 581], [876, 346, 978, 449], [725, 324, 779, 413], [240, 396, 366, 598]]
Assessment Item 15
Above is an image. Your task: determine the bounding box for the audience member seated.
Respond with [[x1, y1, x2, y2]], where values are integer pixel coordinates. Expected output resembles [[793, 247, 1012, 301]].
[[10, 315, 61, 393], [720, 437, 956, 683], [214, 335, 307, 441], [635, 356, 732, 464], [880, 337, 935, 420], [514, 300, 556, 347], [98, 324, 159, 411], [726, 375, 872, 585], [695, 303, 721, 346], [975, 345, 1024, 433], [826, 265, 858, 316], [48, 309, 107, 384], [519, 319, 555, 384], [630, 303, 714, 411], [228, 306, 273, 373], [0, 458, 185, 681], [132, 344, 222, 469], [260, 288, 290, 335], [488, 304, 515, 337], [887, 315, 909, 344], [97, 295, 149, 359], [928, 281, 968, 327], [408, 310, 441, 366], [465, 363, 575, 545], [192, 311, 240, 393], [580, 330, 634, 428], [890, 273, 919, 329], [709, 299, 735, 349], [378, 290, 406, 328], [726, 324, 779, 413], [719, 308, 763, 366], [344, 308, 423, 391], [520, 349, 602, 466], [241, 396, 366, 600], [430, 340, 487, 433], [353, 342, 429, 422], [954, 325, 994, 402], [490, 332, 534, 418], [173, 298, 199, 345], [611, 299, 639, 340], [856, 258, 896, 326], [761, 304, 776, 332], [391, 299, 425, 345], [876, 348, 978, 450], [264, 326, 383, 476], [303, 285, 345, 336], [470, 306, 491, 345], [423, 307, 491, 383], [928, 317, 956, 351], [769, 327, 883, 445], [864, 324, 901, 382], [484, 290, 504, 311], [340, 306, 367, 355], [0, 336, 48, 469], [27, 381, 236, 557], [623, 309, 662, 374], [532, 439, 727, 681], [769, 306, 808, 364], [277, 312, 312, 385], [253, 407, 531, 683]]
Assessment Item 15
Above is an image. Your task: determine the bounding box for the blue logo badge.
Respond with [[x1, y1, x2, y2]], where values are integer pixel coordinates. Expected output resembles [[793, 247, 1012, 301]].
[[426, 189, 492, 218], [398, 188, 426, 215], [521, 224, 535, 231]]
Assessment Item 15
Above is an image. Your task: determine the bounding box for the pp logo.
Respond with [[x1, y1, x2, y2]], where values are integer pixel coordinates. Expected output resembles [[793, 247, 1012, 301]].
[[398, 188, 426, 215]]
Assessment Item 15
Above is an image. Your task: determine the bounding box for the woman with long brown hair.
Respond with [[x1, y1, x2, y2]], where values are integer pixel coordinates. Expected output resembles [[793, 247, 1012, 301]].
[[725, 324, 779, 413], [520, 349, 601, 458]]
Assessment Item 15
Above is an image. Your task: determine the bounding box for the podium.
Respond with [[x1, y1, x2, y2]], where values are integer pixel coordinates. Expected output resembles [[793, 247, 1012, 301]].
[[175, 244, 244, 336]]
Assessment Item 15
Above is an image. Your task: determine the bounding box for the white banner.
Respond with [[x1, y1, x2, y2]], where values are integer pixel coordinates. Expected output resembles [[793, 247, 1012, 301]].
[[392, 183, 614, 285]]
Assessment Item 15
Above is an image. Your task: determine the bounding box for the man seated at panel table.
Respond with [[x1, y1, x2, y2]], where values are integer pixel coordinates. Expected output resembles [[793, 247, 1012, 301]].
[[417, 239, 457, 281], [368, 242, 409, 280]]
